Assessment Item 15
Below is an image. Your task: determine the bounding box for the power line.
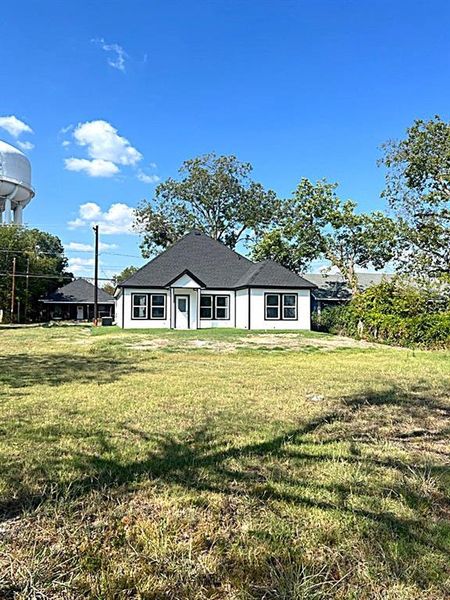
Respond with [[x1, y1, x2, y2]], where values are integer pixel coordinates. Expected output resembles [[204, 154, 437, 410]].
[[100, 251, 142, 258], [0, 248, 61, 256], [0, 272, 112, 281]]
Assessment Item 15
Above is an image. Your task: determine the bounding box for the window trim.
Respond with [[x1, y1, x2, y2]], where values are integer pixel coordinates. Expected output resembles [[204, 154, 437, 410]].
[[131, 293, 167, 320], [149, 293, 167, 320], [264, 293, 298, 321], [199, 294, 213, 320], [264, 293, 280, 320], [200, 294, 231, 321], [214, 295, 230, 320], [131, 293, 148, 320], [282, 293, 298, 321]]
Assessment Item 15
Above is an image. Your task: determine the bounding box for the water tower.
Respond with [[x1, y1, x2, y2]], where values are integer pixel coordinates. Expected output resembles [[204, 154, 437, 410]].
[[0, 140, 35, 225]]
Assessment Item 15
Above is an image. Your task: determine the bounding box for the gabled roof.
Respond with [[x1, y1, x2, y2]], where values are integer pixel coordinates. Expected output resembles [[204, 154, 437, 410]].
[[41, 279, 114, 304], [120, 230, 316, 289]]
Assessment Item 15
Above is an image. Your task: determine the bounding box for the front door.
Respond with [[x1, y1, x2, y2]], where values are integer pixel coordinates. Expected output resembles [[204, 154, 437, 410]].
[[76, 305, 84, 320], [175, 295, 189, 329]]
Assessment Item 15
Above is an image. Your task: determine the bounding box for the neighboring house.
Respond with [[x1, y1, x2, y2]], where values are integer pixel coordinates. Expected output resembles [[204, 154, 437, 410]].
[[306, 272, 394, 314], [115, 230, 316, 330], [40, 279, 115, 321]]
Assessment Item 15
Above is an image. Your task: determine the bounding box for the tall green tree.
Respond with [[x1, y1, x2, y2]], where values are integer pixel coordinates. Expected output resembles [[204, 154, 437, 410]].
[[381, 115, 450, 280], [253, 179, 399, 294], [102, 265, 138, 296], [0, 226, 71, 322], [134, 153, 277, 257]]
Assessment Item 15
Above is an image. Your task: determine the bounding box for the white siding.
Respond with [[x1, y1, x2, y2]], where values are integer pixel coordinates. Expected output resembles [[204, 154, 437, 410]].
[[170, 273, 202, 288], [235, 288, 249, 329], [117, 286, 311, 330], [249, 288, 311, 330], [115, 291, 123, 327]]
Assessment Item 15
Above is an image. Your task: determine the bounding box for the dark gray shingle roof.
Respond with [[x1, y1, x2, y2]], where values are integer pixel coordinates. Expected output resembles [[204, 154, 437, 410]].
[[42, 279, 114, 304], [235, 260, 316, 288], [120, 230, 316, 289]]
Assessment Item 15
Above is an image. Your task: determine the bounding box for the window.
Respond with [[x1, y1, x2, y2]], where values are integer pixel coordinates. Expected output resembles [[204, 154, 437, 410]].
[[200, 295, 230, 320], [200, 295, 213, 319], [132, 294, 166, 319], [215, 295, 229, 320], [265, 294, 280, 319], [283, 294, 297, 320], [265, 293, 297, 320], [132, 294, 148, 319], [150, 294, 166, 319]]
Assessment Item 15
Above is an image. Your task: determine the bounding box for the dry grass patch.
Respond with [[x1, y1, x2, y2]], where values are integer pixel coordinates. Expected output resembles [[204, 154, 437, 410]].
[[0, 326, 449, 599]]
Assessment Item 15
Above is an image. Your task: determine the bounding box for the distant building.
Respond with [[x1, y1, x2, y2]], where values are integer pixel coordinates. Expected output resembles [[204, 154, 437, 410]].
[[40, 279, 114, 321], [306, 272, 394, 314]]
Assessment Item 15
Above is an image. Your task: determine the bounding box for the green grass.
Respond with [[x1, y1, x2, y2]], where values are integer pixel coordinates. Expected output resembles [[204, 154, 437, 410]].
[[0, 326, 449, 599]]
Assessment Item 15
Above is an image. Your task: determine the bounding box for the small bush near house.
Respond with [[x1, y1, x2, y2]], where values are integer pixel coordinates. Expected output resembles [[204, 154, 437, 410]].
[[314, 279, 450, 348]]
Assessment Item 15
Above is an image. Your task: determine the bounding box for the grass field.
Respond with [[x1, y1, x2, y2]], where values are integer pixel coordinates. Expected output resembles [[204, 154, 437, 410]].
[[0, 326, 449, 599]]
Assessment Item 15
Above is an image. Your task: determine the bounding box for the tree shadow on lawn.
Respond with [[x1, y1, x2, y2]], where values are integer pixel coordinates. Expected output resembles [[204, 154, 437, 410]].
[[2, 383, 450, 576], [0, 352, 143, 389]]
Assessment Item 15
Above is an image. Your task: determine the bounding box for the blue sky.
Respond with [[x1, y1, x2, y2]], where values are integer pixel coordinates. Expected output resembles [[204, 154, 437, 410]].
[[2, 0, 449, 277]]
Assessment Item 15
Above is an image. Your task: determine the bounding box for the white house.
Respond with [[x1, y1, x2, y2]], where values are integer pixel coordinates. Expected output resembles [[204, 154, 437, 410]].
[[115, 230, 316, 330]]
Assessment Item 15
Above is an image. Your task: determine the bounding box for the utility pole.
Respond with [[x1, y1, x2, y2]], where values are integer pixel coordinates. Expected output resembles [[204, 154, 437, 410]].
[[24, 257, 30, 322], [93, 225, 99, 325], [10, 257, 16, 324]]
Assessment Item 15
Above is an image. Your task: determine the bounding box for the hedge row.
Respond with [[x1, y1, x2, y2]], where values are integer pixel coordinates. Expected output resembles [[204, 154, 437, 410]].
[[313, 280, 450, 349]]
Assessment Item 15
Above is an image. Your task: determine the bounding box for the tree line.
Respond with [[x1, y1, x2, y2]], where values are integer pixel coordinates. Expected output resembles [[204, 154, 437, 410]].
[[134, 115, 450, 290], [1, 115, 448, 323]]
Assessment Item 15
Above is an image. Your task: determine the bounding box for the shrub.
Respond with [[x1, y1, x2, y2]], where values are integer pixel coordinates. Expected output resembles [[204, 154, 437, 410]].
[[314, 279, 450, 348]]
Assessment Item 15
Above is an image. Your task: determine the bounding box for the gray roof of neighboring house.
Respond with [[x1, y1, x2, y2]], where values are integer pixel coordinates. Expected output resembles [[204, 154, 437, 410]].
[[41, 279, 114, 304], [306, 272, 394, 300], [120, 230, 316, 290]]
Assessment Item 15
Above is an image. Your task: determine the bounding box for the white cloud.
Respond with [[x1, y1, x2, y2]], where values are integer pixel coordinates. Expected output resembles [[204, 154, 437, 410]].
[[0, 115, 33, 138], [92, 38, 127, 72], [68, 202, 135, 235], [68, 257, 95, 275], [137, 171, 160, 184], [72, 120, 142, 166], [64, 157, 119, 177], [17, 141, 34, 151], [59, 124, 73, 135], [80, 202, 102, 220], [62, 140, 70, 147], [66, 241, 118, 252], [148, 162, 157, 169]]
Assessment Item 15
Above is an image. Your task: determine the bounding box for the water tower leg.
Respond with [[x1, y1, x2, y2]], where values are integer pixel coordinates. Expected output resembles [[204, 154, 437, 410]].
[[14, 205, 23, 225], [4, 198, 11, 224]]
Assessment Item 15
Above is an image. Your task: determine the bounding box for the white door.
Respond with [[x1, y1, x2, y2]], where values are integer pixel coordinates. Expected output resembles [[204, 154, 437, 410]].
[[175, 295, 189, 329], [76, 305, 84, 320]]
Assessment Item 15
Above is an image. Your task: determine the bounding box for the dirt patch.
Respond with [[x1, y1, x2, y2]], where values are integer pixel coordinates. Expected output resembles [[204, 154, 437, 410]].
[[127, 333, 382, 353], [244, 333, 380, 350], [127, 338, 172, 350]]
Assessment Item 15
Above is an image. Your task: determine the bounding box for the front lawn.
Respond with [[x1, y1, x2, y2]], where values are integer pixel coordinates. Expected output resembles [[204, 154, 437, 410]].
[[0, 326, 449, 599]]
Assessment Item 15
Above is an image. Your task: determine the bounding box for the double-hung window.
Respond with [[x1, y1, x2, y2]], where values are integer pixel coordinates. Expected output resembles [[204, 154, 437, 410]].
[[265, 293, 297, 320], [132, 294, 148, 319], [215, 296, 229, 319], [200, 295, 230, 320], [282, 294, 297, 319], [200, 295, 213, 319], [132, 293, 166, 319], [150, 294, 166, 319]]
